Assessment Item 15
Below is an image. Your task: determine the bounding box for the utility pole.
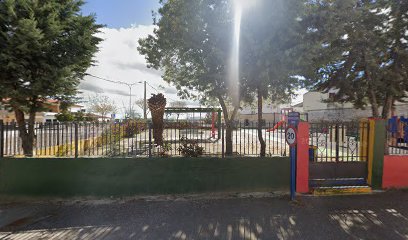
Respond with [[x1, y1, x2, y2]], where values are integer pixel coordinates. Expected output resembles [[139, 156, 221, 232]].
[[124, 82, 140, 119], [144, 81, 147, 120], [128, 85, 132, 119]]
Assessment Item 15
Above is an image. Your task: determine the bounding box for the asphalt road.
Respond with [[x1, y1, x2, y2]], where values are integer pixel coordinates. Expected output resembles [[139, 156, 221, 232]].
[[1, 191, 408, 240]]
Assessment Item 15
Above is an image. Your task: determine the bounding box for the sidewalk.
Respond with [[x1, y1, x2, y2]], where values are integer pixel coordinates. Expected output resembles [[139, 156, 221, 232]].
[[0, 190, 407, 240]]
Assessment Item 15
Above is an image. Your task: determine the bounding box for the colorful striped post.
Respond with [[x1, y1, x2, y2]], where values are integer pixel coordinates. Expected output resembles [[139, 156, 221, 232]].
[[367, 119, 386, 189]]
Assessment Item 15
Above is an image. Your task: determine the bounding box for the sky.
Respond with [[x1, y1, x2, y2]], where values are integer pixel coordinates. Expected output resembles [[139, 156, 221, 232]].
[[79, 0, 187, 118], [81, 0, 160, 28], [79, 0, 304, 118]]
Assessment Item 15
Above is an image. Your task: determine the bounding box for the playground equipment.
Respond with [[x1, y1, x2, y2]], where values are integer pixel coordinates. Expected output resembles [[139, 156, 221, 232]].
[[388, 116, 408, 149], [266, 120, 286, 132], [266, 108, 293, 132], [164, 107, 222, 139]]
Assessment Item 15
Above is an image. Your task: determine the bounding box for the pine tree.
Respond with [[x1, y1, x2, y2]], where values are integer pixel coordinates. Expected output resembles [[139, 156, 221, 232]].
[[299, 0, 408, 118], [0, 0, 102, 156]]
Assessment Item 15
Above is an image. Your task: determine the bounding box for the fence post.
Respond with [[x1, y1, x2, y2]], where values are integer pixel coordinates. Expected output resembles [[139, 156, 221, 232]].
[[335, 124, 339, 162], [367, 119, 386, 189], [148, 122, 152, 158], [0, 120, 3, 158], [217, 110, 222, 140], [74, 122, 79, 158], [221, 123, 225, 158]]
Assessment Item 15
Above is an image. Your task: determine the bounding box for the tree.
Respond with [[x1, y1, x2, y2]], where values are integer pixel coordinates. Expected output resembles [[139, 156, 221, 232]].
[[88, 94, 117, 118], [134, 98, 146, 111], [138, 0, 252, 155], [239, 0, 303, 156], [0, 0, 102, 156], [299, 0, 408, 118], [55, 111, 75, 122], [148, 93, 167, 146]]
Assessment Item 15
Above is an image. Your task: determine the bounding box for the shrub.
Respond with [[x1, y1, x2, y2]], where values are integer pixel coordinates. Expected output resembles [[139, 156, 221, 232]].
[[122, 120, 147, 138], [158, 142, 173, 157], [177, 137, 204, 157]]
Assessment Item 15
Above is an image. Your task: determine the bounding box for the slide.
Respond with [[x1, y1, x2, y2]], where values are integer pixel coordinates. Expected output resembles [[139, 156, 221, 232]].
[[266, 120, 285, 132]]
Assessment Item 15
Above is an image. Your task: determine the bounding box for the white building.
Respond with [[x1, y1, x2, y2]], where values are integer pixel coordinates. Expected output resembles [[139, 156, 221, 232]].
[[303, 91, 408, 122], [237, 102, 301, 125]]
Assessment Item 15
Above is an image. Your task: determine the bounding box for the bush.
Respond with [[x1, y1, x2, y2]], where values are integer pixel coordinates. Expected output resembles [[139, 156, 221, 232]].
[[122, 120, 147, 138], [97, 120, 147, 147], [56, 112, 75, 122], [177, 138, 204, 157], [158, 142, 173, 157]]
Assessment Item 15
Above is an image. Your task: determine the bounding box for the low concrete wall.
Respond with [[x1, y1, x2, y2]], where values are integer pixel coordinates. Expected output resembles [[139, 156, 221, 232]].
[[383, 155, 408, 189], [0, 157, 290, 197]]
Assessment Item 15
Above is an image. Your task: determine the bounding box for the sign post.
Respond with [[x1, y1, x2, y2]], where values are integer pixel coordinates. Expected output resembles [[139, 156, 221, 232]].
[[286, 112, 300, 201], [286, 125, 297, 201]]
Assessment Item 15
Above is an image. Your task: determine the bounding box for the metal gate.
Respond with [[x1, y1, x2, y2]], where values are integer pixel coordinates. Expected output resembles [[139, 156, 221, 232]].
[[309, 121, 370, 179]]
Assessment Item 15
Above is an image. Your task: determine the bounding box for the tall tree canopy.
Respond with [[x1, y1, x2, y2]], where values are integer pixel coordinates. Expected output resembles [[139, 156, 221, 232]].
[[239, 0, 303, 156], [0, 0, 102, 155], [299, 0, 408, 118], [138, 0, 250, 155], [139, 0, 304, 155]]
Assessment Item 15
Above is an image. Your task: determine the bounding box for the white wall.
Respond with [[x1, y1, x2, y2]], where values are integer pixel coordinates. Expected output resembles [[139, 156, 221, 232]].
[[240, 102, 291, 115], [303, 91, 354, 111]]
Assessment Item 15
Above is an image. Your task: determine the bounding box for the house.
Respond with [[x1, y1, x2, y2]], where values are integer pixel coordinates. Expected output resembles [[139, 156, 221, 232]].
[[292, 102, 304, 113], [68, 104, 85, 113], [0, 99, 61, 123], [302, 91, 408, 122]]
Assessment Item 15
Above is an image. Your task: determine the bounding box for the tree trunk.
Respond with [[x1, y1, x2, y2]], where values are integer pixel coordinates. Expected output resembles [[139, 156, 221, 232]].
[[381, 94, 393, 119], [366, 70, 380, 118], [257, 88, 266, 157], [14, 108, 35, 157], [225, 121, 233, 156], [217, 95, 239, 156]]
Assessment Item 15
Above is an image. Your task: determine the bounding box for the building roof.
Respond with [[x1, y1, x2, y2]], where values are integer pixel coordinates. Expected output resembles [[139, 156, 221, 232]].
[[1, 98, 59, 105], [70, 104, 84, 108]]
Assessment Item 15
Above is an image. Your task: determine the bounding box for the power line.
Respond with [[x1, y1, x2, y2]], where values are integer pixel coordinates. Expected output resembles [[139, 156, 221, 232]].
[[146, 82, 161, 92], [85, 73, 140, 87], [85, 73, 179, 102]]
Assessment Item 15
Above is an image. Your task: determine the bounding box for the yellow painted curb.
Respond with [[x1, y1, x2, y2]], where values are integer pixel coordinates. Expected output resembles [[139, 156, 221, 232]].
[[313, 187, 372, 196]]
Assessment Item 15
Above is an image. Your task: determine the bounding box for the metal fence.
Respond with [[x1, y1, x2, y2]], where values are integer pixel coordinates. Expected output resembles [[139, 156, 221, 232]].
[[0, 120, 289, 158], [309, 121, 370, 162]]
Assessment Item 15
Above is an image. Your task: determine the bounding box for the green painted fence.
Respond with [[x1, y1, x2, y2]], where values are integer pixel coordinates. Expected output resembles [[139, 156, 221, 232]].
[[0, 157, 290, 197]]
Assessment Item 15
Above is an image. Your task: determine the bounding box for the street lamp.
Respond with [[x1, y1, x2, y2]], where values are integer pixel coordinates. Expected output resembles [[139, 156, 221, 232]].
[[124, 81, 146, 120], [84, 74, 147, 120]]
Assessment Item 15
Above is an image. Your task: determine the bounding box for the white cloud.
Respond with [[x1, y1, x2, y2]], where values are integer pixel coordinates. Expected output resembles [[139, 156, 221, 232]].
[[80, 25, 305, 117], [79, 25, 185, 117]]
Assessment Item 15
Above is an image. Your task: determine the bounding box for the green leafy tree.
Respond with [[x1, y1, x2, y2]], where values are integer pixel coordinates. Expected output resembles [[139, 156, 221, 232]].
[[55, 111, 75, 122], [240, 0, 303, 156], [0, 0, 102, 156], [299, 0, 408, 118], [138, 0, 252, 155]]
